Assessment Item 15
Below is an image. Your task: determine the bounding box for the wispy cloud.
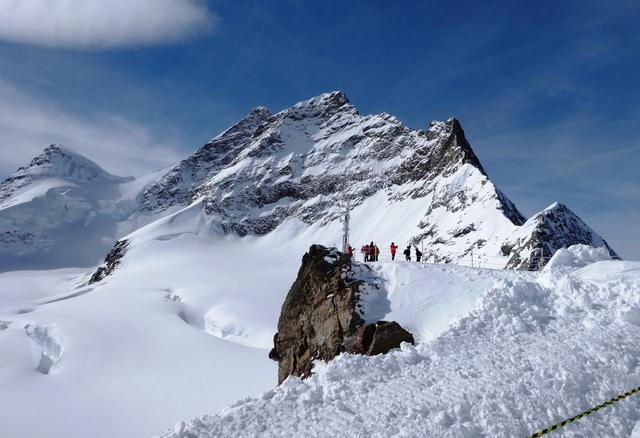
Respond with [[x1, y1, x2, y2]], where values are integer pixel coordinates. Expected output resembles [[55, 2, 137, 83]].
[[0, 0, 215, 49], [0, 77, 184, 178]]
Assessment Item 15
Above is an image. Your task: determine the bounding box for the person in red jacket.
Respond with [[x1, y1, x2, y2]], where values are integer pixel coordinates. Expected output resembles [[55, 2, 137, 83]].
[[390, 242, 398, 260], [362, 244, 370, 262]]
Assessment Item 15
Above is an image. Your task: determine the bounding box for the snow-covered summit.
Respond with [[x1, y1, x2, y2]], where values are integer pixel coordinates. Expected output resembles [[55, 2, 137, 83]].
[[138, 91, 525, 261], [0, 144, 128, 204], [503, 202, 617, 269], [0, 145, 139, 270]]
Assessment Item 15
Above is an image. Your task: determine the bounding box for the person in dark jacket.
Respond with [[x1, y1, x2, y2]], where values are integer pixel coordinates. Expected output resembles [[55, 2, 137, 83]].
[[374, 245, 380, 261], [403, 245, 411, 261], [415, 246, 423, 262]]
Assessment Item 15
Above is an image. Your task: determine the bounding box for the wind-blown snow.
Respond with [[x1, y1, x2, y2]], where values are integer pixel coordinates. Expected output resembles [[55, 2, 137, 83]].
[[160, 251, 640, 438]]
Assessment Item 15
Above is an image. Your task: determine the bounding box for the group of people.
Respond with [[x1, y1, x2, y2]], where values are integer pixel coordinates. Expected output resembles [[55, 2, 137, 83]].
[[348, 241, 423, 262], [361, 241, 380, 262], [403, 244, 423, 262]]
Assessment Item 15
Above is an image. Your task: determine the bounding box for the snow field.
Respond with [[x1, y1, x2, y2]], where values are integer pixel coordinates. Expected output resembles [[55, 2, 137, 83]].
[[161, 246, 640, 437], [0, 185, 633, 438]]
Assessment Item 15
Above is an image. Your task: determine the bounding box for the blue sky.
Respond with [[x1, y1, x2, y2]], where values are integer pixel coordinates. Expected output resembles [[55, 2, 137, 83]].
[[0, 0, 638, 258]]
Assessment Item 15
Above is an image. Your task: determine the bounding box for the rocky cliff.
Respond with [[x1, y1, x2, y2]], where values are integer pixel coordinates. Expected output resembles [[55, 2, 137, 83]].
[[138, 91, 524, 238], [269, 245, 414, 384]]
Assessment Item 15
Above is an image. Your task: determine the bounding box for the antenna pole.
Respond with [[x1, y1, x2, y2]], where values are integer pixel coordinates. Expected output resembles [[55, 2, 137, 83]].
[[342, 205, 350, 253]]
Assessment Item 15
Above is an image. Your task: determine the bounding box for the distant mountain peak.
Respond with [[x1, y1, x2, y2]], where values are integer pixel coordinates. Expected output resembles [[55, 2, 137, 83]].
[[283, 90, 356, 122], [1, 143, 130, 207], [543, 201, 563, 212], [503, 201, 618, 269], [18, 144, 124, 182]]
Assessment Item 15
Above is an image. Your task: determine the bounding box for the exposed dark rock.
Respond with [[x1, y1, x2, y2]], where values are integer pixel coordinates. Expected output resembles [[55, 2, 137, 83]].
[[269, 245, 414, 384], [89, 240, 129, 284], [503, 203, 619, 270], [361, 321, 415, 355]]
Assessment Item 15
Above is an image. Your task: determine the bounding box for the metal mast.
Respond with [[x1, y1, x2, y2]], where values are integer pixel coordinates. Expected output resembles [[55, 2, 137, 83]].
[[342, 205, 351, 253]]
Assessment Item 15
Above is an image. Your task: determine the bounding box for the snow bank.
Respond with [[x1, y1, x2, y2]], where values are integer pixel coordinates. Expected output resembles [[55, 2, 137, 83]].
[[544, 244, 612, 271], [160, 258, 640, 438]]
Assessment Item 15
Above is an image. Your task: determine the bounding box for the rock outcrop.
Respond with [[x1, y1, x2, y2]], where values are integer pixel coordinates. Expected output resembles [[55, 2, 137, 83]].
[[89, 240, 130, 284], [269, 245, 414, 384]]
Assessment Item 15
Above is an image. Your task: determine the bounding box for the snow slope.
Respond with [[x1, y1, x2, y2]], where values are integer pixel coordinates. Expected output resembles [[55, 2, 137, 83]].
[[0, 194, 527, 438], [0, 146, 169, 271], [161, 246, 640, 438], [0, 238, 277, 438]]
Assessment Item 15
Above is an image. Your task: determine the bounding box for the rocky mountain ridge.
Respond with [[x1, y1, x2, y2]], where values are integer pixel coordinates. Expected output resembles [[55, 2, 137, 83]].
[[139, 91, 524, 236], [503, 202, 618, 269], [0, 91, 617, 270]]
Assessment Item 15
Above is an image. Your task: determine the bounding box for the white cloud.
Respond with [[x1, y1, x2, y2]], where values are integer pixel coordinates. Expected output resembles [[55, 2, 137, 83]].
[[0, 0, 214, 49], [0, 78, 184, 178]]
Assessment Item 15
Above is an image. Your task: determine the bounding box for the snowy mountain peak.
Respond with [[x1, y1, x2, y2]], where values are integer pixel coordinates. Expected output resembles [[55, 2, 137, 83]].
[[0, 144, 136, 270], [543, 201, 562, 211], [29, 144, 116, 180], [140, 91, 525, 240], [503, 201, 618, 269], [296, 90, 351, 111], [0, 144, 127, 205], [419, 116, 487, 178], [282, 90, 356, 122]]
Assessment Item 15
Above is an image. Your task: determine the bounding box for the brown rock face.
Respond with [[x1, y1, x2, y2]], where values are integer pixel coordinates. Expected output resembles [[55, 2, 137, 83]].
[[269, 245, 414, 384]]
